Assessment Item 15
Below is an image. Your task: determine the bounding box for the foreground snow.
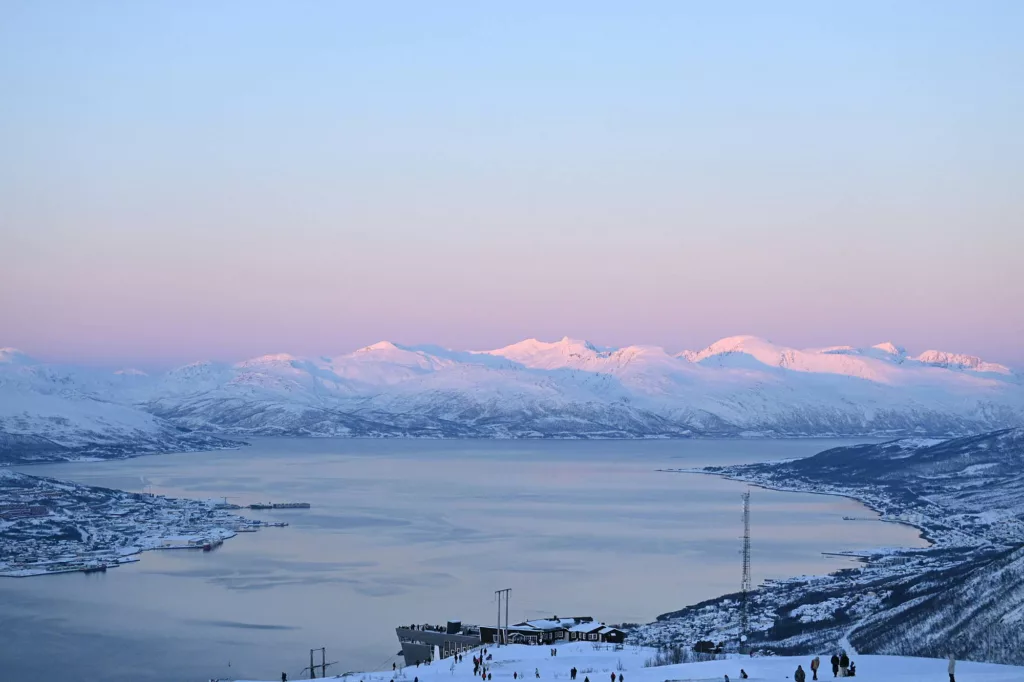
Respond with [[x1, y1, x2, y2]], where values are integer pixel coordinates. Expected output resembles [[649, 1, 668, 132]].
[[231, 642, 1023, 682]]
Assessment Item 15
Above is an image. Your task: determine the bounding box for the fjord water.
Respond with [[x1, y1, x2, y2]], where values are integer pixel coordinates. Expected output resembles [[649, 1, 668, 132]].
[[3, 439, 927, 682]]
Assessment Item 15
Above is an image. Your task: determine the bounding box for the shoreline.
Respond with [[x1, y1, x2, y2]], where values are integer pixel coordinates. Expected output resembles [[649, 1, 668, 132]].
[[0, 469, 258, 579], [659, 467, 936, 548]]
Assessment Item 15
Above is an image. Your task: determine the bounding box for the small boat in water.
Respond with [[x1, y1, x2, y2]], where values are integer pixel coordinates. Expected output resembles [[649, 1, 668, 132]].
[[83, 563, 107, 573]]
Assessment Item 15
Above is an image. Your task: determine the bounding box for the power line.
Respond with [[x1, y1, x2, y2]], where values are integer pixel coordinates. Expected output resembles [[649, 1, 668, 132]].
[[300, 647, 338, 679], [495, 588, 511, 645]]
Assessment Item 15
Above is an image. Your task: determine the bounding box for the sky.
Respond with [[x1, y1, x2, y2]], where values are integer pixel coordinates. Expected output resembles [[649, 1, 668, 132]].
[[1, 1, 1022, 367]]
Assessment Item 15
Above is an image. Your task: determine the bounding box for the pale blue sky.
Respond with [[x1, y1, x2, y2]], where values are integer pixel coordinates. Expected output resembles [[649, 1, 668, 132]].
[[1, 1, 1022, 366]]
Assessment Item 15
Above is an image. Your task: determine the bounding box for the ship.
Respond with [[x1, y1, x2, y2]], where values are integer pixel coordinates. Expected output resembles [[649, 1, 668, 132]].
[[272, 502, 311, 509]]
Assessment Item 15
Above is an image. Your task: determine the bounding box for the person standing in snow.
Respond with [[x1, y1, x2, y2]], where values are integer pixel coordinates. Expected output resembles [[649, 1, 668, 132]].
[[619, 674, 623, 682], [810, 656, 820, 680], [839, 652, 849, 678], [610, 672, 616, 682], [795, 664, 806, 682], [830, 654, 840, 678], [948, 654, 956, 682], [282, 674, 287, 682], [571, 667, 577, 680]]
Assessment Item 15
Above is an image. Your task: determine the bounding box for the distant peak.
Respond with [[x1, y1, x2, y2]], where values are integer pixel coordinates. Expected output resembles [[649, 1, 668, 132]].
[[915, 349, 1011, 374], [690, 335, 774, 359], [0, 347, 35, 365], [247, 353, 296, 363], [872, 342, 906, 356], [558, 336, 599, 352], [361, 341, 401, 352]]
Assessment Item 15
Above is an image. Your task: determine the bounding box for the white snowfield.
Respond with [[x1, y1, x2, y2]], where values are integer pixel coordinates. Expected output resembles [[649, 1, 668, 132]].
[[231, 642, 1023, 682], [2, 335, 1023, 448]]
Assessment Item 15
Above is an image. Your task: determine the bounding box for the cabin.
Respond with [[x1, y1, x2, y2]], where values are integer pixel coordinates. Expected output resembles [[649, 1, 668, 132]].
[[567, 622, 604, 642], [597, 626, 626, 644]]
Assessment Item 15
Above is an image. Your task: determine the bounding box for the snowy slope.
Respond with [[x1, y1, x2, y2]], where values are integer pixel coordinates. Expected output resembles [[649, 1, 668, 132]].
[[0, 349, 234, 463], [641, 429, 1024, 666], [228, 642, 1021, 682], [3, 336, 1023, 443]]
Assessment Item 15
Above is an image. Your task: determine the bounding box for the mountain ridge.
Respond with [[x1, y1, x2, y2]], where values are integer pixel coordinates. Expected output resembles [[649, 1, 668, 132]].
[[2, 335, 1022, 460]]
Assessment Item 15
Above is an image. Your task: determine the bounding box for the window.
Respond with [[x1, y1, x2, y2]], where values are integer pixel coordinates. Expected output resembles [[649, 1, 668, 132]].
[[588, 633, 598, 641]]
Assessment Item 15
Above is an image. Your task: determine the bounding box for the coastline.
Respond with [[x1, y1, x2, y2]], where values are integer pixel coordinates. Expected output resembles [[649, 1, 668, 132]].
[[659, 467, 936, 547], [634, 448, 1024, 665]]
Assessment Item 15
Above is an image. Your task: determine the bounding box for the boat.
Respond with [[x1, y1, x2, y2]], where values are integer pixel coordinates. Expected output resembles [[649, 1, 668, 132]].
[[83, 563, 107, 574], [271, 502, 311, 509]]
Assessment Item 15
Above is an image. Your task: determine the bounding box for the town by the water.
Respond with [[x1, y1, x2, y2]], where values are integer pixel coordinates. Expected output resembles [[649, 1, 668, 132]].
[[0, 469, 307, 577]]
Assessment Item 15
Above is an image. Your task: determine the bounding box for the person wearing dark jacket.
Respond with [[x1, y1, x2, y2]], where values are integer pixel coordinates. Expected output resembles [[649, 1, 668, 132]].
[[795, 665, 806, 682], [830, 654, 840, 678], [839, 653, 849, 678]]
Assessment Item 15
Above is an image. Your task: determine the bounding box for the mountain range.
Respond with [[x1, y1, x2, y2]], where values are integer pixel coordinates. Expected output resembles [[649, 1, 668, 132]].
[[1, 336, 1022, 462]]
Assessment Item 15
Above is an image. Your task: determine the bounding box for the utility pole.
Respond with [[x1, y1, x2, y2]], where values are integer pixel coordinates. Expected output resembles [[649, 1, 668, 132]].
[[740, 490, 752, 652], [495, 588, 511, 645], [302, 648, 336, 679]]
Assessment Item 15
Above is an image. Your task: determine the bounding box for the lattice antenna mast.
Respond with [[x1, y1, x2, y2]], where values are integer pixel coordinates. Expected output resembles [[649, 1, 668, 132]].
[[740, 490, 752, 646]]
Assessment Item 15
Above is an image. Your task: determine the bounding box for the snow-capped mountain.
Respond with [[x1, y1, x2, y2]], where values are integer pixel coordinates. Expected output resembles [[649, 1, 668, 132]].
[[1, 336, 1022, 454], [0, 348, 234, 464]]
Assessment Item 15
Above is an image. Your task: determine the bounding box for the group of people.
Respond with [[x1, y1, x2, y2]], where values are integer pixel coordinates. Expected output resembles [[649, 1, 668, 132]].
[[473, 649, 494, 680], [795, 652, 855, 682]]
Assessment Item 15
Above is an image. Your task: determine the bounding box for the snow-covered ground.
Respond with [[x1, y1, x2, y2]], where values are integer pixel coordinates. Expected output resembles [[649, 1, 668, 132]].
[[229, 642, 1022, 682]]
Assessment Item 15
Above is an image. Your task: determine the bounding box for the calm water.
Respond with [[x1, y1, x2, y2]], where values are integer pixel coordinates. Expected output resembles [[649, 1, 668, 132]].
[[2, 439, 927, 682]]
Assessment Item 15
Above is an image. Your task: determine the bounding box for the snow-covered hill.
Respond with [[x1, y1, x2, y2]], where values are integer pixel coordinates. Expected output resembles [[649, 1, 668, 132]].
[[2, 336, 1022, 446], [0, 349, 235, 464], [641, 428, 1024, 666], [229, 641, 1021, 682]]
